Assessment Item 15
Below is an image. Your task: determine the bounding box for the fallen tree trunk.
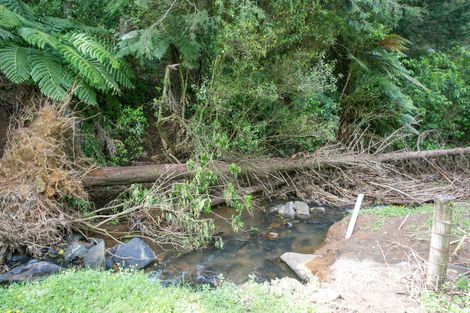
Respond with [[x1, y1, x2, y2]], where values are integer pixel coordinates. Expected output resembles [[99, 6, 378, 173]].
[[83, 147, 470, 187]]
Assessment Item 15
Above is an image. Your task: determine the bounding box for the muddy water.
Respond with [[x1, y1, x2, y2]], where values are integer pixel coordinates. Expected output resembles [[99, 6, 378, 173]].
[[150, 205, 346, 285]]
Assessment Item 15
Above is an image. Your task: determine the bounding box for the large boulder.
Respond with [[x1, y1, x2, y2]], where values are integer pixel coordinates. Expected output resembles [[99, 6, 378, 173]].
[[110, 238, 156, 270], [294, 201, 311, 220], [64, 241, 89, 264], [83, 238, 105, 270], [270, 202, 296, 219], [280, 252, 317, 282], [0, 260, 61, 283]]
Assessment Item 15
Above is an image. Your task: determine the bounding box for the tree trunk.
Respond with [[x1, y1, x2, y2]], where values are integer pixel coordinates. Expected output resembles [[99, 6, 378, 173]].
[[83, 147, 470, 187]]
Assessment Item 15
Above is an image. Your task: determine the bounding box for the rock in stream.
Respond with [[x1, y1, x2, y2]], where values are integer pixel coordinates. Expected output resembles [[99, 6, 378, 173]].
[[0, 260, 61, 283], [109, 238, 156, 270]]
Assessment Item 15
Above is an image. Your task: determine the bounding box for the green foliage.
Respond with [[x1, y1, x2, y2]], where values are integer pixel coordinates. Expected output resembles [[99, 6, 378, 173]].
[[403, 47, 470, 147], [399, 0, 470, 51], [80, 121, 108, 165], [421, 277, 470, 313], [111, 106, 148, 165], [0, 270, 311, 313], [0, 0, 133, 105], [117, 2, 210, 70]]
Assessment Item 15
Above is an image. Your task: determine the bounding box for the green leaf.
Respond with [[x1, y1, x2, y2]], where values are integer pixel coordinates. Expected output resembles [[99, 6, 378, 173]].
[[0, 44, 30, 83], [173, 36, 201, 69], [29, 51, 68, 101], [42, 17, 78, 33], [74, 81, 98, 105], [118, 28, 170, 61], [0, 4, 22, 29], [106, 61, 134, 90], [58, 43, 107, 91], [0, 0, 35, 20], [67, 32, 120, 68], [0, 28, 13, 39], [17, 27, 57, 49]]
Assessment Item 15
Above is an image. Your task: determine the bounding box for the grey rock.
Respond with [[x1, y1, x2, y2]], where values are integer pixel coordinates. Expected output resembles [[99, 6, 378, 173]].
[[294, 201, 311, 220], [272, 202, 296, 219], [0, 260, 61, 283], [83, 238, 105, 270], [64, 241, 89, 264], [280, 252, 316, 282], [111, 238, 156, 270], [310, 206, 326, 215], [105, 257, 114, 270]]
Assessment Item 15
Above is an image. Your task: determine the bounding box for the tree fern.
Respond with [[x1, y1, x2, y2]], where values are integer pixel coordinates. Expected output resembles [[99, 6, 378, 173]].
[[0, 27, 12, 39], [0, 0, 35, 20], [173, 36, 201, 70], [67, 32, 120, 68], [118, 28, 170, 61], [17, 27, 57, 49], [29, 52, 68, 101], [0, 4, 22, 29], [58, 44, 107, 90], [0, 0, 133, 105], [74, 81, 98, 105], [0, 44, 30, 83], [106, 62, 134, 90], [93, 60, 120, 93]]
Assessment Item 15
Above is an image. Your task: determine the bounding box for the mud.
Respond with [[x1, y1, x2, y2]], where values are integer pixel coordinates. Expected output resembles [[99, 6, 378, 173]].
[[305, 203, 469, 313]]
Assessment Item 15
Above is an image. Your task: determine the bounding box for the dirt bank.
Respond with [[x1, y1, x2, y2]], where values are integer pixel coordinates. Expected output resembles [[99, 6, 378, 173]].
[[0, 109, 9, 158], [306, 203, 469, 313]]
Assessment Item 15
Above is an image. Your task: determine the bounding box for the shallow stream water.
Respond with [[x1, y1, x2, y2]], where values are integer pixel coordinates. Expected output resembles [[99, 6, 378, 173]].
[[150, 205, 346, 285]]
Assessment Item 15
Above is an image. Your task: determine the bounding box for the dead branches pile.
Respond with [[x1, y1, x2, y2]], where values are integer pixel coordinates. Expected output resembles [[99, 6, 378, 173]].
[[272, 144, 470, 207], [0, 101, 88, 253]]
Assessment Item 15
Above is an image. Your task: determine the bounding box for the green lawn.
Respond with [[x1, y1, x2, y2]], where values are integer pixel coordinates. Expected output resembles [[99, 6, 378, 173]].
[[0, 270, 312, 313]]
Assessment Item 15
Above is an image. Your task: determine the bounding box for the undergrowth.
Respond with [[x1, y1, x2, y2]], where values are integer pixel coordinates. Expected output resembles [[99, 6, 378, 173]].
[[360, 203, 470, 235], [360, 204, 433, 231], [421, 276, 470, 313], [0, 270, 312, 313]]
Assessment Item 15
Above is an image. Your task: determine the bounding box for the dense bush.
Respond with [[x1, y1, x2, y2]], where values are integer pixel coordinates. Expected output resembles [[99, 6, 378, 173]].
[[2, 0, 469, 159], [403, 47, 470, 148]]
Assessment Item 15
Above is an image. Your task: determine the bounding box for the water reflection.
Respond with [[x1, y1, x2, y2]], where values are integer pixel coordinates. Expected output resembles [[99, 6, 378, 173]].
[[151, 205, 345, 285]]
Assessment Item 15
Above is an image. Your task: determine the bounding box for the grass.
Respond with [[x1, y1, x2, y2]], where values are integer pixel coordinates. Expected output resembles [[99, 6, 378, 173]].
[[359, 203, 469, 234], [359, 204, 434, 231], [0, 270, 313, 313], [421, 277, 470, 313]]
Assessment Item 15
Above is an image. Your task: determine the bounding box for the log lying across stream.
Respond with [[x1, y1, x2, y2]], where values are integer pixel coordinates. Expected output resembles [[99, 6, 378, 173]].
[[83, 147, 470, 187]]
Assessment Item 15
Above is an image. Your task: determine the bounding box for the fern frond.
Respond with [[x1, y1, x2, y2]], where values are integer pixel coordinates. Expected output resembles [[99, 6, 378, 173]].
[[58, 44, 107, 91], [173, 36, 201, 69], [93, 61, 120, 93], [74, 81, 98, 105], [106, 61, 134, 90], [17, 27, 57, 49], [67, 33, 120, 68], [28, 51, 68, 101], [0, 0, 35, 20], [379, 34, 410, 53], [0, 4, 22, 29], [0, 28, 13, 39], [0, 44, 30, 83], [118, 28, 170, 61], [42, 17, 78, 33]]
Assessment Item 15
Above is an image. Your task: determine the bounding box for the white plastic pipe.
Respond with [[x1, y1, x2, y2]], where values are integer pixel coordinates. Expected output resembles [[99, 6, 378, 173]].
[[345, 194, 364, 239]]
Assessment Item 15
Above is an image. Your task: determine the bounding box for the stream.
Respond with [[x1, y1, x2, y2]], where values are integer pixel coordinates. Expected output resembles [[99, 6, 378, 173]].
[[150, 205, 346, 286]]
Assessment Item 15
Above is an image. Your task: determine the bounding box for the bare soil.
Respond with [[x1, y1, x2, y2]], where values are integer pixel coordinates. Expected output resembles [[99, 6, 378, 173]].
[[305, 203, 470, 313], [0, 109, 9, 158]]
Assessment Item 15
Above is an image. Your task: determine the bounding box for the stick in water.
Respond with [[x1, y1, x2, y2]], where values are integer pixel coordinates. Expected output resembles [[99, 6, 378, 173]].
[[345, 194, 364, 239]]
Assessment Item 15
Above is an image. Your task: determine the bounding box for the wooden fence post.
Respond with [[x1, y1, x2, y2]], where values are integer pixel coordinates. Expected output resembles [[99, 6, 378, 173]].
[[426, 196, 453, 290]]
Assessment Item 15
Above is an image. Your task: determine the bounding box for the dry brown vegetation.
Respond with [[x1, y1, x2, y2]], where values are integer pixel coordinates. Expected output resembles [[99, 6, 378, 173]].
[[0, 100, 88, 253]]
